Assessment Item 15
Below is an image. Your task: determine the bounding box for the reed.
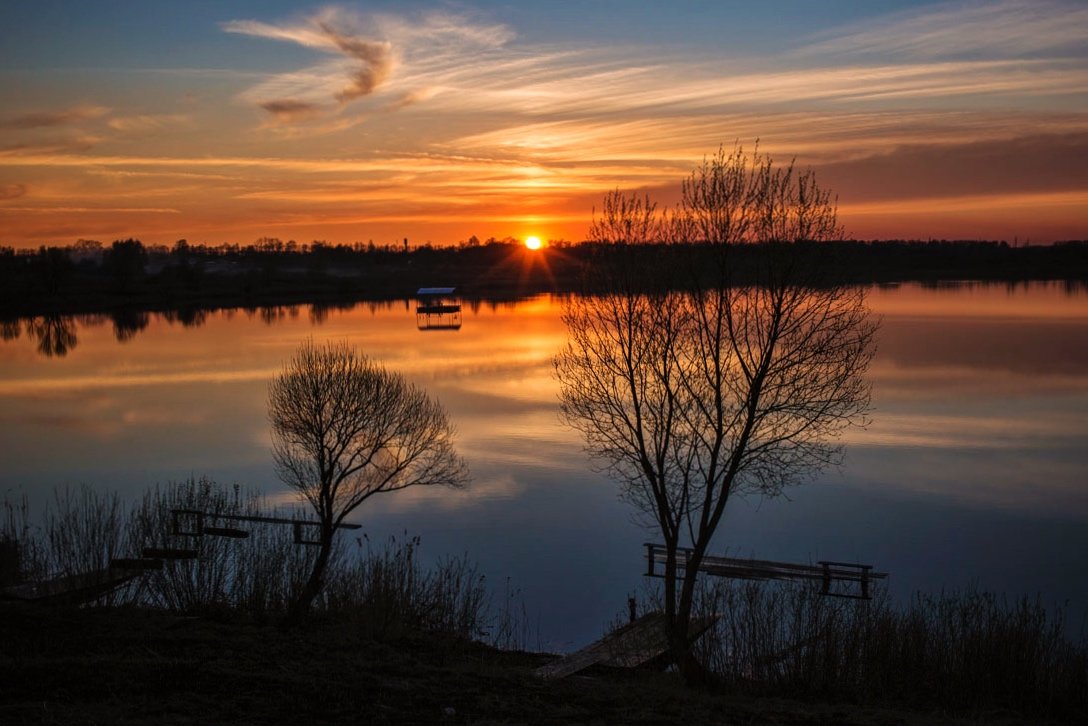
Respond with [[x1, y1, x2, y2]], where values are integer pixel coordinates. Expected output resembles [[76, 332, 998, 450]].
[[131, 477, 319, 616], [2, 481, 515, 644], [322, 533, 492, 641], [683, 580, 1088, 718]]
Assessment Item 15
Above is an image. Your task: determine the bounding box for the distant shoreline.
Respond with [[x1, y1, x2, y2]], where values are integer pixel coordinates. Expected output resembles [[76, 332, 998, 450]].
[[3, 239, 1087, 319]]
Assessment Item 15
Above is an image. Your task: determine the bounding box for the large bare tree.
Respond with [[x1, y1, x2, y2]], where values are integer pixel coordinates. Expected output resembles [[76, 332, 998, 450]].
[[555, 144, 876, 673], [269, 339, 468, 620]]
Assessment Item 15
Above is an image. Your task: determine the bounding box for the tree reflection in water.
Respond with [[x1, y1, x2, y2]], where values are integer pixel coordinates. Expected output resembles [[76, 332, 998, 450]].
[[26, 315, 78, 357], [112, 309, 150, 342], [1, 319, 21, 342], [4, 304, 225, 358]]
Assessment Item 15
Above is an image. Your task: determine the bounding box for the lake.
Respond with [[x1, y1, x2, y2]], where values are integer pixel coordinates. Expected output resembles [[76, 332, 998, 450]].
[[2, 282, 1087, 650]]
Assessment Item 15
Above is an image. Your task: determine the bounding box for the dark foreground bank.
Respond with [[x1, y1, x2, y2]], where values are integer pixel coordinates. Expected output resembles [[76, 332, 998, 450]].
[[0, 605, 1065, 726]]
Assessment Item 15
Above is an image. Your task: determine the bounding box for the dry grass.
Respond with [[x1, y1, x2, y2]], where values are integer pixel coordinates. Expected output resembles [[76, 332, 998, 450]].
[[2, 480, 517, 645], [681, 580, 1088, 719]]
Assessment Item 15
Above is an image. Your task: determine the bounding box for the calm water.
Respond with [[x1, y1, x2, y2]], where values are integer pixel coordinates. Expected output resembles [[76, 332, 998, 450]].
[[2, 283, 1087, 649]]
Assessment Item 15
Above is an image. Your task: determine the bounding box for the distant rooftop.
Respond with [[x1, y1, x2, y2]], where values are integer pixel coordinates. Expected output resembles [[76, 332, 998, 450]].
[[417, 287, 456, 295]]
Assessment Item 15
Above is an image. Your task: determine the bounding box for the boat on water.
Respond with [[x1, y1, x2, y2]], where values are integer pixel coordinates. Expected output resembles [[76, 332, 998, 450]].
[[415, 287, 462, 330]]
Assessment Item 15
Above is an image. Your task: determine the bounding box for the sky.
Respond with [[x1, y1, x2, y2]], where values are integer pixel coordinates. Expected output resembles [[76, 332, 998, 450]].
[[0, 0, 1085, 247]]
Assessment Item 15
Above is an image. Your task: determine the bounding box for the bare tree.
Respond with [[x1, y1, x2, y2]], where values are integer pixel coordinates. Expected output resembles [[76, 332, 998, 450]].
[[555, 144, 876, 674], [269, 339, 468, 621]]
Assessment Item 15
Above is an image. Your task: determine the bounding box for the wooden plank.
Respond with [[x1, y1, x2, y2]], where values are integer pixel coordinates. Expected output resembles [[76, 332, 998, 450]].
[[648, 546, 887, 583], [1, 568, 139, 604], [170, 509, 361, 530], [535, 613, 666, 680], [534, 612, 720, 680], [644, 543, 887, 600]]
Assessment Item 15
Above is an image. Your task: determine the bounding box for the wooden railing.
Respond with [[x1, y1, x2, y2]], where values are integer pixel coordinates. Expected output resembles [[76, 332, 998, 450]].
[[171, 509, 360, 545], [645, 543, 887, 600]]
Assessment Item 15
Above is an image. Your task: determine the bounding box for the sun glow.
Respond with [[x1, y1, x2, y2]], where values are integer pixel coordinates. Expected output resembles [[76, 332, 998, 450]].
[[525, 236, 543, 250]]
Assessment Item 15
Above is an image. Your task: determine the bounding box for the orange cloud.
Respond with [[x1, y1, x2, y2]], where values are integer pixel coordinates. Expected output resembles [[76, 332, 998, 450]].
[[0, 183, 26, 200], [0, 105, 109, 129]]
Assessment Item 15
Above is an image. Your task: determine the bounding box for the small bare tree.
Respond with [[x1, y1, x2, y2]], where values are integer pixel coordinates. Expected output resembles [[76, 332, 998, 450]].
[[556, 144, 876, 674], [269, 339, 468, 621]]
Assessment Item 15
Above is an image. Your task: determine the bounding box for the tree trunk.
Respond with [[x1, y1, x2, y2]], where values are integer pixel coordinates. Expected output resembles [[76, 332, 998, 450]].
[[668, 539, 718, 684], [283, 527, 333, 627], [663, 539, 695, 674]]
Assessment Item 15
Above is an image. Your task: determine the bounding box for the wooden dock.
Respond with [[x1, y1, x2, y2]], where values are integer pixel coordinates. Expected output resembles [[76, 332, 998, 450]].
[[1, 567, 141, 605], [170, 509, 360, 544], [645, 544, 887, 599], [534, 611, 719, 680]]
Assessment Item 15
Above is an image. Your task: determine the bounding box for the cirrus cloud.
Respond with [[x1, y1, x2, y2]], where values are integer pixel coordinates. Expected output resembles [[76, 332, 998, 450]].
[[222, 7, 514, 124]]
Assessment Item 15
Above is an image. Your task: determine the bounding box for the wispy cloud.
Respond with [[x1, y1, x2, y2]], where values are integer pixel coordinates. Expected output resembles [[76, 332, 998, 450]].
[[257, 99, 323, 124], [318, 23, 393, 102], [0, 105, 110, 130], [1, 135, 104, 154], [216, 3, 1086, 145], [223, 15, 390, 119], [799, 0, 1088, 60], [223, 7, 513, 122], [0, 183, 27, 200], [106, 114, 190, 133], [820, 131, 1088, 201]]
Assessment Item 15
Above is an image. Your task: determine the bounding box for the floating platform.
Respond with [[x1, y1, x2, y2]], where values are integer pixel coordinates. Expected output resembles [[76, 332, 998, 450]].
[[415, 287, 462, 330]]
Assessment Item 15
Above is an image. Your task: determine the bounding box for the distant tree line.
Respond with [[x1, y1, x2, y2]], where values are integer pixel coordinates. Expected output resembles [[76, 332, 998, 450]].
[[2, 235, 1087, 317]]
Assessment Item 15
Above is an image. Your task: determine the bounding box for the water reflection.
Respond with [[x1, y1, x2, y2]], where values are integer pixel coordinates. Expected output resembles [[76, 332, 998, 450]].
[[26, 315, 78, 357], [0, 296, 551, 359], [416, 288, 463, 331], [1, 282, 1086, 646], [160, 307, 208, 328], [112, 309, 150, 342]]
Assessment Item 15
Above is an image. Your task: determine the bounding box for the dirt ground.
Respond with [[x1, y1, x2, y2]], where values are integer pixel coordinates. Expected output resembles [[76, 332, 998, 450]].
[[0, 606, 1052, 725]]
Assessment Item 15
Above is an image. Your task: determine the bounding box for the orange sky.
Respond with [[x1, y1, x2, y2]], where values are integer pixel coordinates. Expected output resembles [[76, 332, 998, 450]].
[[1, 1, 1086, 247]]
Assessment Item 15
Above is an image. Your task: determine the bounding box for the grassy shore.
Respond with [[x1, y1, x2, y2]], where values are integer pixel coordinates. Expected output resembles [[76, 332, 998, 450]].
[[0, 604, 1055, 725], [4, 483, 1084, 723]]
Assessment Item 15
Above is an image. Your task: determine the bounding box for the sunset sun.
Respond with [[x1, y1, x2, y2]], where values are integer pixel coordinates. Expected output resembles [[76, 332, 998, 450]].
[[525, 236, 543, 250]]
